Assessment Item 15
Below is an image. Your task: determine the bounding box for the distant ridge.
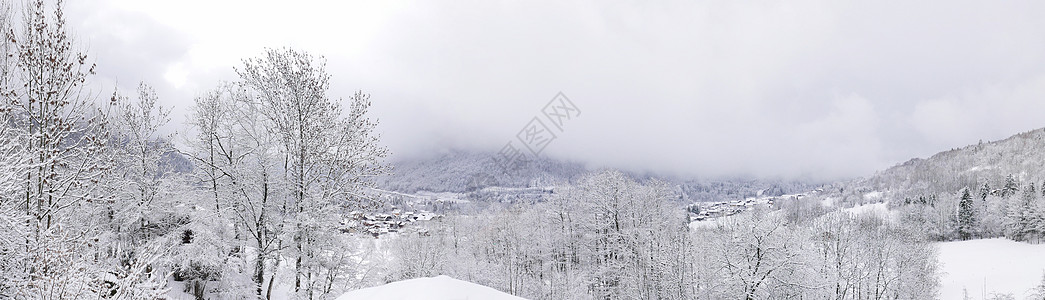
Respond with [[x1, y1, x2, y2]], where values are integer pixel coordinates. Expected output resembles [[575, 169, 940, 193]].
[[827, 127, 1045, 204], [375, 149, 587, 193], [377, 149, 815, 203]]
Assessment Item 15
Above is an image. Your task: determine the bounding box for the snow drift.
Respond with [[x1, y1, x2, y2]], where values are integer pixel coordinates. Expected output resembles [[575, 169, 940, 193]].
[[336, 275, 527, 300], [939, 238, 1045, 299]]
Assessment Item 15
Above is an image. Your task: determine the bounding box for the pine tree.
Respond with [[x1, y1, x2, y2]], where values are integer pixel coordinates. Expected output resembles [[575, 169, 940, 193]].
[[1008, 184, 1039, 242], [957, 188, 976, 240], [1002, 175, 1020, 199], [979, 182, 990, 201], [1031, 271, 1045, 300], [1041, 180, 1045, 197], [1026, 184, 1041, 242]]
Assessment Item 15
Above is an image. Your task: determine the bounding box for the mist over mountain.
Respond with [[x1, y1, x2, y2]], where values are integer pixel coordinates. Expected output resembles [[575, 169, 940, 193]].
[[377, 149, 818, 203], [7, 0, 1045, 298]]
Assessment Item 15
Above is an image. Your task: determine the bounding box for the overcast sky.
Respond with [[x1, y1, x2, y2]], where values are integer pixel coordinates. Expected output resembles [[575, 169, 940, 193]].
[[63, 0, 1045, 180]]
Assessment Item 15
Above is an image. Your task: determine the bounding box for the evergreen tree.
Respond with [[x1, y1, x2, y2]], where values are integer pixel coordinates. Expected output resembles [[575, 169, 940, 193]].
[[1031, 271, 1045, 300], [1008, 184, 1040, 242], [957, 187, 976, 240], [979, 182, 990, 201], [1041, 180, 1045, 197], [1002, 174, 1020, 199]]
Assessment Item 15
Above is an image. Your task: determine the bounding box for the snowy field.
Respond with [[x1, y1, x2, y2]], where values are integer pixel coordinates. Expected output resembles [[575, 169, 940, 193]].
[[938, 239, 1045, 299], [844, 201, 891, 219], [336, 275, 525, 300]]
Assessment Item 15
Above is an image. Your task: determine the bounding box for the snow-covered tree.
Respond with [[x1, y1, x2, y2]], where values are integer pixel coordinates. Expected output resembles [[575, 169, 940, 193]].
[[185, 48, 390, 299], [811, 210, 939, 299], [108, 83, 175, 235], [557, 171, 690, 300], [1002, 174, 1020, 199], [704, 211, 812, 300], [1006, 183, 1042, 242], [980, 182, 991, 201], [4, 0, 117, 297], [88, 82, 183, 298], [236, 48, 390, 299], [0, 1, 190, 297], [957, 187, 976, 240], [978, 189, 1009, 238], [0, 0, 30, 295], [391, 170, 693, 300], [185, 81, 285, 299], [1027, 271, 1045, 300], [812, 211, 862, 299]]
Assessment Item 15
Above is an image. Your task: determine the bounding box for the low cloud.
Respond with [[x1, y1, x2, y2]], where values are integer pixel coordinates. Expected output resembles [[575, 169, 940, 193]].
[[66, 0, 1045, 180]]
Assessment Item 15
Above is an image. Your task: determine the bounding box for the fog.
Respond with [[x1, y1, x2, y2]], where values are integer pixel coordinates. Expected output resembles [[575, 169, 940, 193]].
[[66, 0, 1045, 180]]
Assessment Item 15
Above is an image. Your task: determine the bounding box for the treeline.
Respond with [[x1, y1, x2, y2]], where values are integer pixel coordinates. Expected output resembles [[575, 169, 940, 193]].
[[0, 1, 388, 299], [388, 170, 939, 300], [896, 174, 1045, 242], [377, 149, 816, 206], [830, 128, 1045, 210]]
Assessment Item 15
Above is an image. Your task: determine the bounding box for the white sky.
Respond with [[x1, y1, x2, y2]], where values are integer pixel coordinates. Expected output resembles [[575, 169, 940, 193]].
[[62, 0, 1045, 180]]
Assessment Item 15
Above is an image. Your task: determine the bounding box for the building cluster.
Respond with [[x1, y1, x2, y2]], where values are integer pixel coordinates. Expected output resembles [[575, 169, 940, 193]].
[[688, 194, 807, 222], [340, 209, 442, 237]]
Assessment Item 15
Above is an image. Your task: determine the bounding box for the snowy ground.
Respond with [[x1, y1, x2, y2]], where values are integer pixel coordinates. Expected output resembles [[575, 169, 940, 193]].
[[843, 202, 892, 220], [335, 275, 526, 300], [938, 238, 1045, 299]]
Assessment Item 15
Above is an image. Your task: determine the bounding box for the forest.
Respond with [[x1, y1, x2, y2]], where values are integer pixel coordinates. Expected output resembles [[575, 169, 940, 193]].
[[1, 1, 1045, 300], [0, 1, 388, 298]]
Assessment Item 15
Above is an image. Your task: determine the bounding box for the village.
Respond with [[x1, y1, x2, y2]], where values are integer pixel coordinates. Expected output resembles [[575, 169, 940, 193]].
[[687, 192, 810, 222], [341, 209, 443, 237]]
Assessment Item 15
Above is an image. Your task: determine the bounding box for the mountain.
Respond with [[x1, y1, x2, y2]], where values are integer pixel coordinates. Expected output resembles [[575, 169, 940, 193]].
[[375, 149, 588, 194], [825, 127, 1045, 205], [376, 149, 816, 203]]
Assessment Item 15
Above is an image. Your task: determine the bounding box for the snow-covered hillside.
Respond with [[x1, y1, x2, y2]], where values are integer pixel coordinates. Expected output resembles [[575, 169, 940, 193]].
[[826, 128, 1045, 206], [375, 149, 587, 193], [336, 276, 526, 300], [939, 239, 1045, 299], [379, 149, 816, 204]]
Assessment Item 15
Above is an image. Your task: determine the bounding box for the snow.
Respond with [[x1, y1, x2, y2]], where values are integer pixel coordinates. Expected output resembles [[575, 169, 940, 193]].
[[841, 202, 896, 224], [688, 215, 735, 230], [415, 191, 471, 203], [820, 196, 836, 207], [165, 279, 192, 300], [843, 202, 890, 217], [336, 275, 527, 300], [964, 166, 991, 173], [863, 191, 883, 201], [938, 238, 1045, 299]]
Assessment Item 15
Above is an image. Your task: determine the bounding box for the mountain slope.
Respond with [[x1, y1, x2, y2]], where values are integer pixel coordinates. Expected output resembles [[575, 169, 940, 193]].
[[377, 149, 816, 203], [829, 127, 1045, 204], [375, 149, 587, 193]]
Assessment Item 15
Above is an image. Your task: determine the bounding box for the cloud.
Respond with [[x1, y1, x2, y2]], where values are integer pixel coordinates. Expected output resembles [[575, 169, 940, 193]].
[[64, 0, 1045, 180], [911, 75, 1045, 151], [65, 0, 194, 131]]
